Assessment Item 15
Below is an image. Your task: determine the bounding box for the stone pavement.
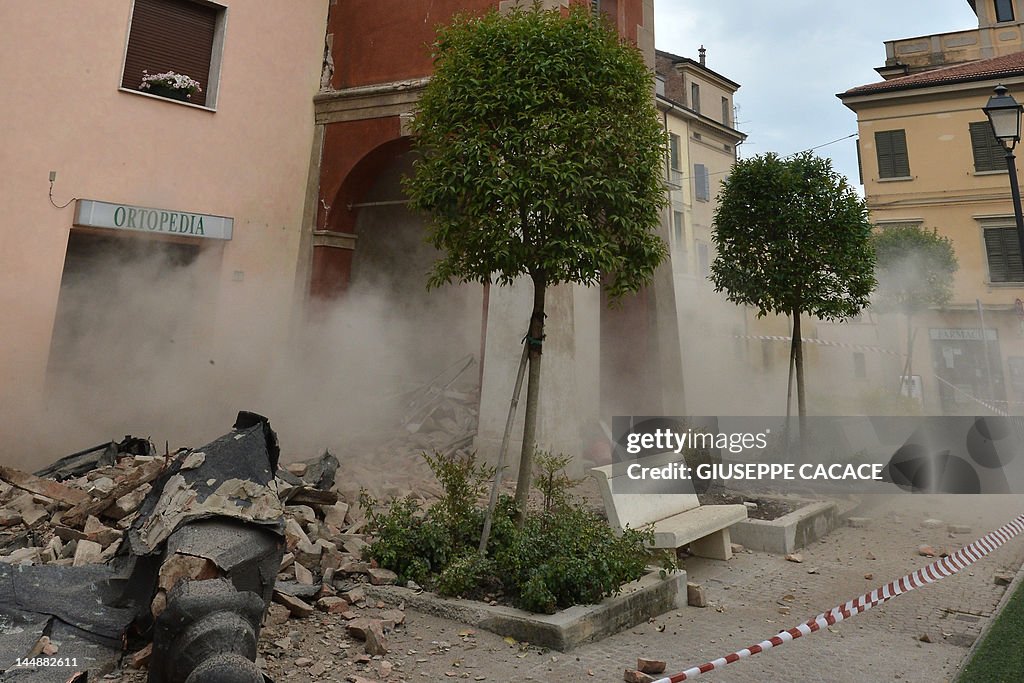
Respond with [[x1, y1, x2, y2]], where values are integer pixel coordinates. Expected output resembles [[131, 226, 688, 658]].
[[116, 493, 1024, 683]]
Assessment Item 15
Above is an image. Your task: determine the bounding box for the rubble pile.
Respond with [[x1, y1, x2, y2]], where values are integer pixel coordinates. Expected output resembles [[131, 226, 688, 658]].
[[0, 437, 166, 568], [334, 356, 482, 506], [0, 439, 417, 659]]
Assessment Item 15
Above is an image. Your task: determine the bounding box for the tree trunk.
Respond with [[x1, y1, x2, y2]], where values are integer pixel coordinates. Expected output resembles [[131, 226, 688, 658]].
[[792, 309, 806, 453], [513, 274, 546, 525], [904, 313, 914, 379], [786, 316, 795, 422]]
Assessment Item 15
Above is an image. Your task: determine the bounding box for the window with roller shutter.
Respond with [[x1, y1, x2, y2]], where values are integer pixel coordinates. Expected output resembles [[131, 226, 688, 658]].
[[121, 0, 225, 108]]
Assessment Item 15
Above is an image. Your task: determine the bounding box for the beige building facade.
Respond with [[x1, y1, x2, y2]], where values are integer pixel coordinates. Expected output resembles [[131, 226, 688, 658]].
[[0, 1, 328, 454], [841, 3, 1024, 415], [655, 49, 752, 413]]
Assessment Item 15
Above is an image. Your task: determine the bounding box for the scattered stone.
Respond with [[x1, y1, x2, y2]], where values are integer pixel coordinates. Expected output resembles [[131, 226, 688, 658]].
[[847, 517, 871, 528], [623, 670, 655, 683], [379, 660, 393, 677], [344, 587, 366, 604], [0, 508, 22, 527], [948, 524, 972, 535], [365, 620, 389, 656], [1, 547, 41, 565], [637, 658, 666, 674], [866, 551, 877, 561], [265, 603, 291, 626], [864, 573, 874, 581], [72, 539, 103, 566], [325, 502, 350, 529], [294, 562, 314, 586], [379, 609, 406, 629], [279, 552, 295, 571], [807, 567, 820, 575], [129, 643, 153, 669], [918, 545, 937, 558], [369, 567, 398, 585], [309, 661, 328, 677], [295, 657, 313, 667], [922, 519, 944, 529], [317, 596, 350, 614], [686, 582, 707, 608], [785, 553, 804, 563], [994, 573, 1014, 586], [273, 591, 314, 618], [730, 543, 744, 554], [286, 504, 317, 526], [346, 618, 373, 640], [919, 633, 933, 643]]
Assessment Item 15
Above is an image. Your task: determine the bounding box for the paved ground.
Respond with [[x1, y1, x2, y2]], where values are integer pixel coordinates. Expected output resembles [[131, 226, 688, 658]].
[[113, 493, 1024, 683]]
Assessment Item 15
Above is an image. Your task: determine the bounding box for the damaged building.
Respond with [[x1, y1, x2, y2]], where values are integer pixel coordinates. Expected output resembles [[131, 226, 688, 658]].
[[3, 0, 684, 468]]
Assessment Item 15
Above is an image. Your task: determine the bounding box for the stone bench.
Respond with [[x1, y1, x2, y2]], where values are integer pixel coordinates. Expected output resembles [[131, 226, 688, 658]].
[[590, 453, 747, 561]]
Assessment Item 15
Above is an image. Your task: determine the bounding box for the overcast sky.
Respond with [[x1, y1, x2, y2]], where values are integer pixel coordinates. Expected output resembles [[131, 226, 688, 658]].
[[653, 0, 982, 188]]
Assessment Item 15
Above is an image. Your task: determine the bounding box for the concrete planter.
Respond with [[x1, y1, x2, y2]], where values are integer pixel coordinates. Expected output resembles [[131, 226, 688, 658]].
[[364, 568, 688, 652], [728, 500, 840, 554]]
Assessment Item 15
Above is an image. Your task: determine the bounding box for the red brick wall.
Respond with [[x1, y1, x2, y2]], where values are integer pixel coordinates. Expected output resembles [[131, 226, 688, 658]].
[[328, 0, 495, 89]]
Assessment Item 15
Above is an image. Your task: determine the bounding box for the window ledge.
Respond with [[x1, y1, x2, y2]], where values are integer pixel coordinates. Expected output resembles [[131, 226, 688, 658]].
[[119, 87, 216, 112], [985, 281, 1024, 288], [974, 169, 1009, 176], [877, 176, 914, 182]]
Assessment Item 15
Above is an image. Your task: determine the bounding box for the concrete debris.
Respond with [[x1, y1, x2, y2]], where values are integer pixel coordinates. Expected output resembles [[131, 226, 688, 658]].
[[921, 518, 944, 529], [623, 669, 656, 683], [686, 582, 707, 608], [364, 619, 389, 655], [785, 553, 804, 563], [637, 657, 667, 674], [918, 545, 938, 557], [0, 407, 443, 681], [994, 573, 1014, 586]]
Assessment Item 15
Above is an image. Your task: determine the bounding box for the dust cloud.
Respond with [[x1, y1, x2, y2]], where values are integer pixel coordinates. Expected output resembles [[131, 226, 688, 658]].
[[1, 218, 481, 470]]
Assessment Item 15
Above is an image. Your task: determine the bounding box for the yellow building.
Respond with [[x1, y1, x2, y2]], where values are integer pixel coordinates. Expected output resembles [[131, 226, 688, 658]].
[[655, 49, 750, 413], [840, 15, 1024, 415]]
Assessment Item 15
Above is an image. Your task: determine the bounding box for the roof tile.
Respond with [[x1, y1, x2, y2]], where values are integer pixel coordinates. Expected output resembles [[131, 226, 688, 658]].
[[841, 51, 1024, 97]]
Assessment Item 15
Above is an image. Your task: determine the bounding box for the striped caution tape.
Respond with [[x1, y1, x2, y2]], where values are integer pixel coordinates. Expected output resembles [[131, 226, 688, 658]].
[[733, 335, 903, 356], [651, 512, 1024, 682]]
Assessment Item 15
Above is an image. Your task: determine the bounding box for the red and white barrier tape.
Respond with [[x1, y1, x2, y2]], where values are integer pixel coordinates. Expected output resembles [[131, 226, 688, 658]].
[[652, 512, 1024, 682]]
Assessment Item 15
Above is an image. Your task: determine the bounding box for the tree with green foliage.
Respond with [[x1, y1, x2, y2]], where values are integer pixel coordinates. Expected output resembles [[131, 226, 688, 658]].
[[710, 152, 876, 428], [404, 5, 668, 518], [870, 225, 958, 393]]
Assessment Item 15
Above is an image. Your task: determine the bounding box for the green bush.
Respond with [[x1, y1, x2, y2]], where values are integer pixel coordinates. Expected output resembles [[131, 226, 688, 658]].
[[361, 450, 673, 614]]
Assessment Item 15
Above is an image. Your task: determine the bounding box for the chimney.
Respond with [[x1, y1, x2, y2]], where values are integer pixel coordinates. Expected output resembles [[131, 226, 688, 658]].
[[699, 45, 706, 66]]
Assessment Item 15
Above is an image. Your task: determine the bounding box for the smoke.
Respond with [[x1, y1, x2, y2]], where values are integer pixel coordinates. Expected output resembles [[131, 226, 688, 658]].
[[2, 205, 481, 469]]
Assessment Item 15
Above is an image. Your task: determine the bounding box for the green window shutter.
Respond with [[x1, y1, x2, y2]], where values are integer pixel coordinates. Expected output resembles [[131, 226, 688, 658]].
[[985, 227, 1024, 282], [875, 130, 909, 178], [970, 121, 1005, 172]]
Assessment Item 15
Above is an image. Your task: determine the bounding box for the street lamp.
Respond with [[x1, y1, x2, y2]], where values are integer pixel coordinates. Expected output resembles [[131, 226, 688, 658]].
[[984, 84, 1024, 266]]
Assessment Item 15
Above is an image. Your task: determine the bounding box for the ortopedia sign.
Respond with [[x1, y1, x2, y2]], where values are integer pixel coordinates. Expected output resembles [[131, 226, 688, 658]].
[[74, 199, 233, 240]]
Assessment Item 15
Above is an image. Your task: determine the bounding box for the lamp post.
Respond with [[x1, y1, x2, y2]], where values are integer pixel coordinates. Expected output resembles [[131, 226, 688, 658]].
[[984, 84, 1024, 265]]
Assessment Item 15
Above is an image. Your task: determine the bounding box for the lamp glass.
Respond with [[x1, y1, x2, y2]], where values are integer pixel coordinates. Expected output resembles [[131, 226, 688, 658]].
[[988, 105, 1022, 143]]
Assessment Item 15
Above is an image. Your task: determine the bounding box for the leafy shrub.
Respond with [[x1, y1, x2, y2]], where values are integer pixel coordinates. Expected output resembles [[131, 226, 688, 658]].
[[361, 449, 674, 614]]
